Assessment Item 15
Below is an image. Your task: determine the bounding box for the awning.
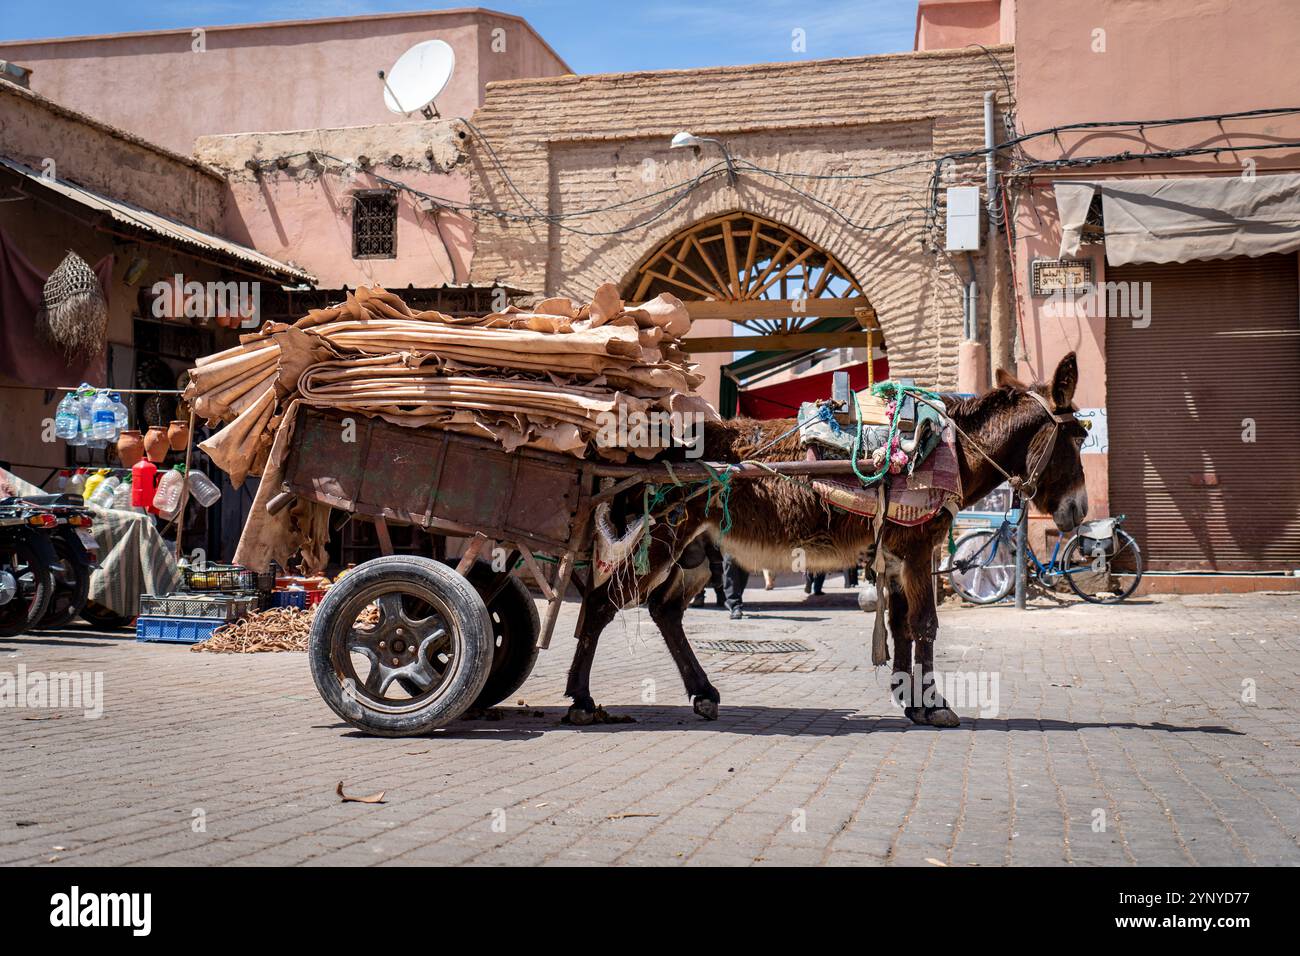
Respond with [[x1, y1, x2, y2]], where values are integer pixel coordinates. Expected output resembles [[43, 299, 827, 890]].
[[0, 156, 316, 284], [737, 358, 890, 420], [1055, 174, 1300, 266]]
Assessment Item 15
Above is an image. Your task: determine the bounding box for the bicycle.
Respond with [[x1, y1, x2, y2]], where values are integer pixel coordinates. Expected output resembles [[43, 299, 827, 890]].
[[946, 509, 1143, 605]]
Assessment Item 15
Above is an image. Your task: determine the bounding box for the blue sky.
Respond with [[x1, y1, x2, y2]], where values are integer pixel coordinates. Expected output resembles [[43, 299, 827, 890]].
[[0, 1, 918, 73]]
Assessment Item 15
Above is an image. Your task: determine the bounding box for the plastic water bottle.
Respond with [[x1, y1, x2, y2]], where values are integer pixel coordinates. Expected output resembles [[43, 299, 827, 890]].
[[91, 390, 117, 441], [110, 392, 129, 432], [66, 469, 87, 495], [54, 393, 79, 440], [153, 466, 186, 518], [111, 478, 133, 511], [75, 385, 94, 441], [186, 469, 221, 508], [88, 475, 120, 508]]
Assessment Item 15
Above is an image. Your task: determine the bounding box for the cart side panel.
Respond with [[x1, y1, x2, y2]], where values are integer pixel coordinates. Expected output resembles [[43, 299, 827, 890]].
[[359, 424, 449, 524], [506, 458, 579, 543], [283, 407, 364, 509]]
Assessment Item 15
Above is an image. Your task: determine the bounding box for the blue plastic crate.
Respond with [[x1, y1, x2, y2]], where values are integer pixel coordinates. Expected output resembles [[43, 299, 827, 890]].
[[270, 590, 307, 610], [135, 615, 224, 644]]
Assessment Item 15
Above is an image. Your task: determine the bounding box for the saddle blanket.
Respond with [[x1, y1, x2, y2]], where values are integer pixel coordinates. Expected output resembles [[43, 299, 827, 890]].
[[809, 422, 962, 526]]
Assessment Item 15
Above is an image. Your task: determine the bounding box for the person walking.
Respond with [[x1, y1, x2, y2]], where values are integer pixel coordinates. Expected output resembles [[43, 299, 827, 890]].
[[723, 553, 749, 620]]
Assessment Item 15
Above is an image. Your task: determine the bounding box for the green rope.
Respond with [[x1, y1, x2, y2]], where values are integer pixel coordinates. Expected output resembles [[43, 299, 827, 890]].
[[849, 380, 947, 487]]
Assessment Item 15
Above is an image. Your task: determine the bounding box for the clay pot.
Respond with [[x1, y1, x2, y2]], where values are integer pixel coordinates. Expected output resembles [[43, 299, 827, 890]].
[[167, 419, 190, 452], [144, 426, 170, 464], [116, 430, 145, 469]]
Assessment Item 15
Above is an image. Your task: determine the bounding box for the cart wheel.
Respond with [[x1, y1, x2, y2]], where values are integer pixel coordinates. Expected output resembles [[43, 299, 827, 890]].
[[466, 562, 540, 709], [309, 555, 493, 737]]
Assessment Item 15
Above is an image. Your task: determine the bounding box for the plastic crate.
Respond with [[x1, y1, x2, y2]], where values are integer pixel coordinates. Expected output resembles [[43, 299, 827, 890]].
[[139, 593, 257, 622], [135, 615, 224, 644], [270, 589, 307, 610], [181, 563, 258, 592]]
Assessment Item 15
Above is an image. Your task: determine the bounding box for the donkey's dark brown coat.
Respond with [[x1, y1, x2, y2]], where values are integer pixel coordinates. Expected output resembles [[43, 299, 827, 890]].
[[565, 354, 1090, 727]]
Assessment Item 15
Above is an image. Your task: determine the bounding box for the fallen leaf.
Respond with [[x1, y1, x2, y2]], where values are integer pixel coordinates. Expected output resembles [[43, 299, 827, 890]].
[[22, 715, 61, 721], [925, 858, 948, 867], [336, 781, 386, 804], [606, 812, 659, 820], [405, 750, 430, 756]]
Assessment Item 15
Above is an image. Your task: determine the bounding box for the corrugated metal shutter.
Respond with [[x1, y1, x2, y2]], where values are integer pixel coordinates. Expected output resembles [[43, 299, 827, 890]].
[[1107, 253, 1300, 571]]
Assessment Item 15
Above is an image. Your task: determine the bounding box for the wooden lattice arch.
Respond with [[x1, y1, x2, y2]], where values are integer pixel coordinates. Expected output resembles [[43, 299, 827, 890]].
[[625, 211, 881, 353]]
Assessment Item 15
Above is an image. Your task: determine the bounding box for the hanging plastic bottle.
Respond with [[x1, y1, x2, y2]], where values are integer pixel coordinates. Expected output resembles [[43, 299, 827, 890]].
[[111, 477, 133, 511], [91, 390, 116, 442], [186, 469, 221, 508], [153, 465, 186, 518], [110, 392, 129, 432], [88, 475, 120, 509], [82, 468, 111, 500], [131, 458, 159, 513], [54, 393, 79, 440]]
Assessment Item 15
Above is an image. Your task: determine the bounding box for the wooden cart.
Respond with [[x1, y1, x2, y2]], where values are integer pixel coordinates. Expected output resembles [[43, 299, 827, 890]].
[[278, 407, 876, 736]]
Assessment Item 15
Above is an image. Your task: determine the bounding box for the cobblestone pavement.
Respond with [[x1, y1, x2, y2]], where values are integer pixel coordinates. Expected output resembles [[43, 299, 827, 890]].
[[0, 586, 1297, 866]]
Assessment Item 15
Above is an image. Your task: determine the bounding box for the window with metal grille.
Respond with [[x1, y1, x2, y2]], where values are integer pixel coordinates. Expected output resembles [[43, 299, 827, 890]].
[[352, 190, 397, 259]]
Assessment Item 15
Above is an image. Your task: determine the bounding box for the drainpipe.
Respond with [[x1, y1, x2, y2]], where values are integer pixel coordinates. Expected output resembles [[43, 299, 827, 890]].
[[984, 89, 1014, 388]]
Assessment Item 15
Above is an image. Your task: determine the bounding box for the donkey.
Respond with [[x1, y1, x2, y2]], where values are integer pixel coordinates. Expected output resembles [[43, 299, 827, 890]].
[[566, 353, 1089, 728]]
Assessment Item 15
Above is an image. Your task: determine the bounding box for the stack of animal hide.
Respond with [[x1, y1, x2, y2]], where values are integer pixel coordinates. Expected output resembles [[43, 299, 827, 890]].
[[184, 283, 717, 572], [185, 283, 717, 487]]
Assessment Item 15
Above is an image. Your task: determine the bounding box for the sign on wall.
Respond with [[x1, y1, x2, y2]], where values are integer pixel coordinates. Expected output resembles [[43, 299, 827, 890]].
[[1076, 407, 1108, 455], [1031, 258, 1094, 296]]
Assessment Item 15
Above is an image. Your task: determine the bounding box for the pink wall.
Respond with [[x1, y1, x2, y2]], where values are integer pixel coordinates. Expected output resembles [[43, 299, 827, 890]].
[[0, 10, 569, 156], [1008, 0, 1300, 524], [914, 0, 1013, 51]]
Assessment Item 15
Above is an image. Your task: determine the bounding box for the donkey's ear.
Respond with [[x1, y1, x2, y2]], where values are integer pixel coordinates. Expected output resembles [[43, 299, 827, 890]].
[[995, 366, 1026, 390], [1051, 352, 1079, 407]]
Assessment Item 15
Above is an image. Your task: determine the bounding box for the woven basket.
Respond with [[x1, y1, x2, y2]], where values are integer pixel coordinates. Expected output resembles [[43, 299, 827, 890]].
[[36, 251, 108, 362]]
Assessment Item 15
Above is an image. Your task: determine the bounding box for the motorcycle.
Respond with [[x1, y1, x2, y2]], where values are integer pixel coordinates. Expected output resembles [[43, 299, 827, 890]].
[[0, 494, 97, 634], [0, 500, 58, 637]]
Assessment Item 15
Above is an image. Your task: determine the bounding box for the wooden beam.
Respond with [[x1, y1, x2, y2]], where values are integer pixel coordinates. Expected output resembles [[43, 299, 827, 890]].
[[682, 330, 884, 353], [676, 297, 875, 321]]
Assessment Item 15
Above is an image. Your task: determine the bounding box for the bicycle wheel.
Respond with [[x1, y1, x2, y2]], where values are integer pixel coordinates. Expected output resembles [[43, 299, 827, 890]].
[[948, 528, 1015, 604], [1062, 530, 1142, 604]]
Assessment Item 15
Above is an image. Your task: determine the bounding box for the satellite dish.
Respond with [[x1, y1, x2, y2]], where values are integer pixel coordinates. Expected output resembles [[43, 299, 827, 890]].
[[380, 39, 455, 119]]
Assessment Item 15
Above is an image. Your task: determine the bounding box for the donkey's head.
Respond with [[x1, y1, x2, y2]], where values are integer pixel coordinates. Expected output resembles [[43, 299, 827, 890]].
[[997, 353, 1090, 532]]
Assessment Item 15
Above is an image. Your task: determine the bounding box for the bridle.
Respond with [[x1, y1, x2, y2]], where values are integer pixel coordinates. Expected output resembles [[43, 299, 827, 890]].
[[1014, 390, 1077, 501], [913, 388, 1076, 503]]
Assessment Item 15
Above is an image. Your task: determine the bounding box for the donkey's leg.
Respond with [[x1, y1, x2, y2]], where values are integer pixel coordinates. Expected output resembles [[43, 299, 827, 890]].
[[648, 563, 721, 719], [564, 585, 618, 725], [887, 578, 917, 719], [905, 558, 961, 728]]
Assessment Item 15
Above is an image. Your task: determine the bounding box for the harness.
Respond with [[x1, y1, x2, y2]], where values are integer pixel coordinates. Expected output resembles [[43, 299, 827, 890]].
[[912, 389, 1074, 503]]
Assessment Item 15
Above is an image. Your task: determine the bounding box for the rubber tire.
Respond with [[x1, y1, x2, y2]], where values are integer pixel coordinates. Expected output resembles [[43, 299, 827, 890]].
[[0, 538, 53, 637], [947, 529, 1015, 605], [80, 601, 134, 630], [1063, 529, 1143, 604], [40, 535, 92, 629], [467, 563, 540, 709], [309, 555, 494, 737]]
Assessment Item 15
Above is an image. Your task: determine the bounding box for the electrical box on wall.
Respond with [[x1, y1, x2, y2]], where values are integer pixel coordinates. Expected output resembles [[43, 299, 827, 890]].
[[945, 186, 982, 251]]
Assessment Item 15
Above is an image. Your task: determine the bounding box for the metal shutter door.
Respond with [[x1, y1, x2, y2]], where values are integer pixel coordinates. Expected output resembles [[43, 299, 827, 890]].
[[1106, 253, 1300, 571]]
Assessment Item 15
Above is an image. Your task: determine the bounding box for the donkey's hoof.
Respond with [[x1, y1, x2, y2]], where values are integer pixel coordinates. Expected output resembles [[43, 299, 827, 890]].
[[904, 706, 961, 727], [693, 697, 719, 720], [926, 707, 961, 727], [565, 704, 597, 726]]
